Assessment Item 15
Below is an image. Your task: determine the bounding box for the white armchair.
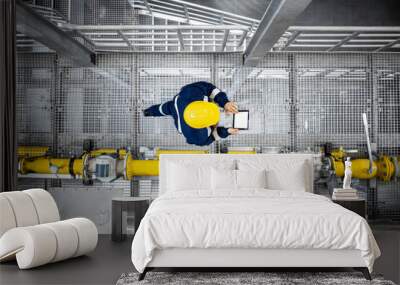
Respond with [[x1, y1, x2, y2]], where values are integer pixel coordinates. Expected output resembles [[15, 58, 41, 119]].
[[0, 188, 98, 269]]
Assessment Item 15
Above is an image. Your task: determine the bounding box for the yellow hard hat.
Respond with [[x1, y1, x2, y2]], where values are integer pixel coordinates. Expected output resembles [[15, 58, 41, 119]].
[[183, 101, 220, 129]]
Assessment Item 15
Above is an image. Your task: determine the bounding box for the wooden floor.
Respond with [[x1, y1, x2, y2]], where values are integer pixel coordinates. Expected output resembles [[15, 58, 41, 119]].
[[1, 228, 399, 285]]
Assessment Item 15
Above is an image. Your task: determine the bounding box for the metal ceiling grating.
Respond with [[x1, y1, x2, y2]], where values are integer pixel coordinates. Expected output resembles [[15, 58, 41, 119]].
[[16, 1, 400, 55], [274, 26, 400, 52], [58, 0, 261, 53], [17, 2, 95, 53], [130, 0, 259, 27], [16, 2, 68, 52], [26, 2, 68, 25], [16, 0, 259, 53], [59, 23, 252, 52], [16, 32, 49, 52]]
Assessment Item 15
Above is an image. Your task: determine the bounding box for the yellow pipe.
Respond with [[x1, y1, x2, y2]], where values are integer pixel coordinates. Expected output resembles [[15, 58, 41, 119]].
[[89, 148, 127, 159], [331, 158, 345, 177], [17, 146, 400, 182], [128, 149, 212, 179], [155, 149, 208, 158], [227, 151, 257, 154], [125, 154, 159, 180], [332, 158, 378, 179], [20, 157, 71, 175], [72, 158, 84, 177], [17, 146, 49, 157], [351, 159, 378, 179]]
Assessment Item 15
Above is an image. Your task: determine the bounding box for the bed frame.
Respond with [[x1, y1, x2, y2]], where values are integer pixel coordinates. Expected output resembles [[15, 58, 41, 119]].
[[138, 154, 372, 281], [139, 248, 371, 280]]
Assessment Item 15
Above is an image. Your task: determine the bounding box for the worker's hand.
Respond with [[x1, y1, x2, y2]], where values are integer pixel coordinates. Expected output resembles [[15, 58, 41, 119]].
[[228, 128, 239, 135], [224, 101, 238, 114]]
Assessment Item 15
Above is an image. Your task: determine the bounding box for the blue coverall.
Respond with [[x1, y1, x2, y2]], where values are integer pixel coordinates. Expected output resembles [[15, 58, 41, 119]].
[[144, 81, 231, 146]]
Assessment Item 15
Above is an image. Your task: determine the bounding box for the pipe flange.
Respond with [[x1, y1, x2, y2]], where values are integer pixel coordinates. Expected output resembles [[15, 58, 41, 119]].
[[123, 153, 130, 180], [82, 153, 91, 180], [377, 155, 393, 182], [392, 156, 400, 178], [18, 157, 25, 174], [68, 157, 76, 178]]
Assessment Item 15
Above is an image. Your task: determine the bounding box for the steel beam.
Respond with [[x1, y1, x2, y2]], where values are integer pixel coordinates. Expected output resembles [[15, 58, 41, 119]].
[[60, 24, 249, 31], [118, 30, 135, 50], [16, 1, 95, 66], [183, 5, 190, 23], [64, 30, 96, 49], [221, 30, 229, 51], [176, 29, 185, 50], [327, 32, 359, 51], [243, 0, 312, 67], [288, 54, 297, 152], [143, 0, 153, 16], [176, 0, 268, 21], [282, 31, 301, 50], [374, 38, 400, 52], [236, 30, 248, 48], [289, 26, 400, 32]]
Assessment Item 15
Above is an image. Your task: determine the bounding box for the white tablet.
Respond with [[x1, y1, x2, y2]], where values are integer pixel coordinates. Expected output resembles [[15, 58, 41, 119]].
[[233, 110, 249, 130]]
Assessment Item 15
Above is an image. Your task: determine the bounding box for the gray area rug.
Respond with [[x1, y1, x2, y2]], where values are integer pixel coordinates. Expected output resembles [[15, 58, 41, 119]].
[[116, 272, 396, 285]]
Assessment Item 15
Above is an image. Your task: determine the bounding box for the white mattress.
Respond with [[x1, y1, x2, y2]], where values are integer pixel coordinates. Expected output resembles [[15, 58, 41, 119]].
[[131, 190, 380, 273]]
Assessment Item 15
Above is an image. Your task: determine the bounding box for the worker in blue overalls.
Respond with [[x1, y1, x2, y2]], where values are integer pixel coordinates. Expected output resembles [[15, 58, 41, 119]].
[[143, 81, 239, 146]]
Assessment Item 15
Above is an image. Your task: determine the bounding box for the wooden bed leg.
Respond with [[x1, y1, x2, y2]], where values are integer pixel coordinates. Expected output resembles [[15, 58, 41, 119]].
[[138, 268, 148, 281], [354, 267, 372, 280]]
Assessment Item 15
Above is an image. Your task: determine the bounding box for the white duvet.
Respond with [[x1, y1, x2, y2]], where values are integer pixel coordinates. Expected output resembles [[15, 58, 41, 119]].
[[131, 190, 380, 273]]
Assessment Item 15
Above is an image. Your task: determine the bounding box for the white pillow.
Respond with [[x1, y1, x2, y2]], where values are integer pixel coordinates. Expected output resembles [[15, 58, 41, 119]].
[[211, 168, 236, 190], [211, 169, 268, 190], [265, 160, 307, 191], [167, 161, 235, 192], [238, 158, 310, 192], [167, 163, 210, 191], [236, 169, 267, 189]]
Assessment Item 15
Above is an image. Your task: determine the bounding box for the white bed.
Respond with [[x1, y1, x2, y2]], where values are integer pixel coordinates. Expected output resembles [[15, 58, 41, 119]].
[[131, 154, 380, 280]]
